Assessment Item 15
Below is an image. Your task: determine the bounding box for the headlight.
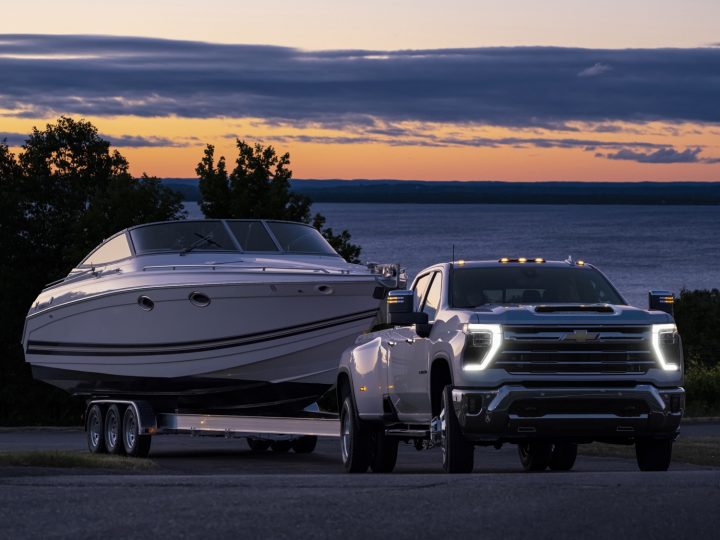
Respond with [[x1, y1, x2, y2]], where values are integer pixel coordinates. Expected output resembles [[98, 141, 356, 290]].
[[462, 323, 503, 371], [651, 323, 681, 371]]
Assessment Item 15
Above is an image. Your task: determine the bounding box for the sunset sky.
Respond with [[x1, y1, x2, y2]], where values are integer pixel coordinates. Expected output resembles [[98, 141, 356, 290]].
[[1, 0, 719, 181]]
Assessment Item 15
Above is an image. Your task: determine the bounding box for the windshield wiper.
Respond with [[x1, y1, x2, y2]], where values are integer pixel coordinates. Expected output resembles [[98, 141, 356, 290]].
[[181, 233, 222, 254]]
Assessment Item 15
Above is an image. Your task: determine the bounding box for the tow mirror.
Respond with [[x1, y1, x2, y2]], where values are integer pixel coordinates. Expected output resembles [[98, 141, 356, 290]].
[[649, 290, 674, 315], [387, 290, 429, 326]]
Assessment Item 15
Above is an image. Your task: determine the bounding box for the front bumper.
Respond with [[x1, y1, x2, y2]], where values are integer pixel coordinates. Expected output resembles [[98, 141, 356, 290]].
[[452, 384, 684, 442]]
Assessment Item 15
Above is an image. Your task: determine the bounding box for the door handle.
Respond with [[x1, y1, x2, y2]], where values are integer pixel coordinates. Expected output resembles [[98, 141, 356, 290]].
[[406, 338, 415, 344], [388, 340, 397, 347]]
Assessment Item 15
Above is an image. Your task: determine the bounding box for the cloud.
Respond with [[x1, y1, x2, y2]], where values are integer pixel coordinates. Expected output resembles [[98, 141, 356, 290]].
[[1, 131, 192, 148], [0, 35, 719, 128], [599, 146, 720, 164], [0, 132, 25, 146], [578, 62, 612, 77]]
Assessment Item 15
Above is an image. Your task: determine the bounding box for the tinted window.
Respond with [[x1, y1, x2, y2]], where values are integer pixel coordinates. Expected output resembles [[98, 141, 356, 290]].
[[267, 222, 337, 255], [227, 221, 279, 252], [83, 234, 132, 265], [413, 273, 433, 311], [423, 273, 442, 321], [452, 266, 625, 307], [130, 221, 235, 254]]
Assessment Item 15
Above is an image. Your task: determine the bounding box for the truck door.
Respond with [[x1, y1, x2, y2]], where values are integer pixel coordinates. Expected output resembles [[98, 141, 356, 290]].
[[387, 272, 438, 423]]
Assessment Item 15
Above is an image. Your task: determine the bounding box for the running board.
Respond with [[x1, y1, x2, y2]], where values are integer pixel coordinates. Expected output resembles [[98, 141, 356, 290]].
[[385, 429, 430, 439], [157, 413, 341, 437]]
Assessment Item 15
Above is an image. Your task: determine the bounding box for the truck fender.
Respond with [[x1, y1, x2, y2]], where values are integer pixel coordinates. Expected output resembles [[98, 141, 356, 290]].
[[338, 336, 387, 419]]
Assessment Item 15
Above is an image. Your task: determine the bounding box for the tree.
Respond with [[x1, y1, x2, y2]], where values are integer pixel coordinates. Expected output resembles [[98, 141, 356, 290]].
[[197, 140, 361, 262], [0, 117, 185, 424]]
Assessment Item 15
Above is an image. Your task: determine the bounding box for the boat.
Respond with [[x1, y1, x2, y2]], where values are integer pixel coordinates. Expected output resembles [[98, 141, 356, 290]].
[[22, 219, 402, 414]]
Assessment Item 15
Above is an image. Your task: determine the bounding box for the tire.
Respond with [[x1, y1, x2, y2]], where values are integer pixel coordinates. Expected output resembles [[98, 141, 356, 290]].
[[86, 405, 106, 454], [440, 385, 474, 473], [636, 438, 673, 471], [104, 404, 126, 455], [122, 406, 152, 458], [291, 436, 318, 454], [369, 430, 399, 473], [549, 443, 578, 471], [247, 438, 272, 452], [518, 442, 552, 472], [270, 440, 292, 453], [340, 394, 370, 473]]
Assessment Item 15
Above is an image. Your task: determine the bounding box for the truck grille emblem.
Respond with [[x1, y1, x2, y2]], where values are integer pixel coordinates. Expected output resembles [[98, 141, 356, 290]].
[[562, 329, 599, 342]]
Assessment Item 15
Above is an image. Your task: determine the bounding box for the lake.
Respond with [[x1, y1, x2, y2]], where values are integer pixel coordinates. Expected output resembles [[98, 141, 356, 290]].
[[183, 202, 720, 308]]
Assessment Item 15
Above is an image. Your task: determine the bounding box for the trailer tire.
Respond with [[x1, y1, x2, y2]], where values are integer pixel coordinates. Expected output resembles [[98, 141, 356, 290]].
[[291, 436, 318, 454], [122, 406, 152, 458], [340, 394, 370, 473], [271, 440, 292, 453], [86, 405, 106, 454], [247, 438, 272, 452], [104, 404, 126, 455], [440, 385, 474, 473], [518, 442, 552, 472], [369, 429, 398, 473]]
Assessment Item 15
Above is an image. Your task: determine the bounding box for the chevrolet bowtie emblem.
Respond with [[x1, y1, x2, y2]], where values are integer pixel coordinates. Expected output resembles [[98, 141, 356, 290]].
[[562, 329, 599, 342]]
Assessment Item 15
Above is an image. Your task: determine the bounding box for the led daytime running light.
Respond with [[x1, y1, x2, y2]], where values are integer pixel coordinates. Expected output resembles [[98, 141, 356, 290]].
[[651, 323, 680, 372], [463, 323, 503, 371]]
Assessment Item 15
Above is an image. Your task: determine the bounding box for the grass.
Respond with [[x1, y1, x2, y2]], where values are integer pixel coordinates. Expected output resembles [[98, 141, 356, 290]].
[[0, 450, 155, 471], [580, 437, 720, 468]]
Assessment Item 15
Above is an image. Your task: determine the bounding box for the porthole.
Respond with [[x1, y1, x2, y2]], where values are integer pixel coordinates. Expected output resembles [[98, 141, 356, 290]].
[[138, 295, 155, 311], [316, 284, 334, 295], [189, 291, 211, 307]]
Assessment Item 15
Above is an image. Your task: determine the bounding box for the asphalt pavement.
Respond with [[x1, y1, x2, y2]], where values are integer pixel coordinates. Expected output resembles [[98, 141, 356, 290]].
[[1, 427, 719, 539]]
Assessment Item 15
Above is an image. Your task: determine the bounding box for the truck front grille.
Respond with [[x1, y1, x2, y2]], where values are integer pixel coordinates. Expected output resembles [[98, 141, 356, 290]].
[[496, 325, 654, 374]]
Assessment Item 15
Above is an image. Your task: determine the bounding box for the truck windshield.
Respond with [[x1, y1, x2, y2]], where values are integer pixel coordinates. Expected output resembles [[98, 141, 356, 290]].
[[451, 266, 625, 307]]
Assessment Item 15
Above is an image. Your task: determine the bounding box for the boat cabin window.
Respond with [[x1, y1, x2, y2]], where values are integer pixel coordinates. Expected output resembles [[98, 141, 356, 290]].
[[130, 221, 235, 254], [82, 233, 132, 266], [266, 222, 338, 255], [227, 221, 279, 252]]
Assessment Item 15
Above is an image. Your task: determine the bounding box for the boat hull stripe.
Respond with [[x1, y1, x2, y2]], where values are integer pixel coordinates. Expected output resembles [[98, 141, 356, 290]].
[[26, 308, 378, 357]]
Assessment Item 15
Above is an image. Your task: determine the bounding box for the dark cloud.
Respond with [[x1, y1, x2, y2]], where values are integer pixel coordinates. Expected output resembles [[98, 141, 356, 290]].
[[600, 146, 719, 164], [1, 35, 720, 127], [0, 132, 26, 146], [1, 131, 191, 148]]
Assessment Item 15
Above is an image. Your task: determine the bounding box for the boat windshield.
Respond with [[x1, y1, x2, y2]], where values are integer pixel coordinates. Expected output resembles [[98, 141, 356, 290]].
[[451, 266, 625, 307], [128, 220, 341, 256], [266, 221, 337, 255], [130, 221, 235, 254]]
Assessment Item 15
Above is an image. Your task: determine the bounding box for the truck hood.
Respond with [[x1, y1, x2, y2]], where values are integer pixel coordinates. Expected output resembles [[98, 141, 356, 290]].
[[465, 304, 674, 326]]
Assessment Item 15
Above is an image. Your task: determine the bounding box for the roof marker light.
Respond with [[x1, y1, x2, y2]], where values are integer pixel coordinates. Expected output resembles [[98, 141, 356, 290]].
[[577, 260, 585, 266], [534, 258, 545, 263], [457, 259, 465, 265], [518, 257, 527, 263], [500, 257, 510, 263]]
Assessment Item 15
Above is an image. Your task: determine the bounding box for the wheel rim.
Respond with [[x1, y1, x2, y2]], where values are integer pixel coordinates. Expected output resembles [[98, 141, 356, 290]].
[[519, 444, 529, 460], [340, 406, 351, 463], [125, 413, 137, 450], [107, 412, 118, 448], [439, 404, 448, 465], [90, 413, 101, 448]]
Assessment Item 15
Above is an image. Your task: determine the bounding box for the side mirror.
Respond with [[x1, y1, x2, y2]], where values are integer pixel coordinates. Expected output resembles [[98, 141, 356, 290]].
[[386, 290, 429, 326], [649, 290, 674, 315]]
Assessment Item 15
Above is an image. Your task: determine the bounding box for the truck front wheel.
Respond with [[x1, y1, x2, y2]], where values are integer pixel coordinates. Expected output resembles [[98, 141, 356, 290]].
[[440, 385, 474, 473], [369, 430, 398, 473], [635, 438, 673, 471], [340, 394, 371, 473], [518, 442, 552, 472]]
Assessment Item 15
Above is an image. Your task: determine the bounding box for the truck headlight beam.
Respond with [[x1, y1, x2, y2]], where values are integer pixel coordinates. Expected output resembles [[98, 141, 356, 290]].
[[463, 324, 503, 371]]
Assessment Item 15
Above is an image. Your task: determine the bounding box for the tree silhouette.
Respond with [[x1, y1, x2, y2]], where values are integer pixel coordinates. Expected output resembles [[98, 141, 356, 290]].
[[197, 141, 361, 262], [0, 117, 185, 424]]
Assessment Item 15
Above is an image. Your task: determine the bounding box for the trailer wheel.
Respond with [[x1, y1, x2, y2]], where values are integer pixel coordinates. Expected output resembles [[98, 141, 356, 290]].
[[104, 404, 126, 455], [340, 394, 370, 473], [270, 440, 292, 453], [549, 443, 577, 471], [369, 430, 398, 473], [518, 442, 552, 472], [122, 406, 152, 458], [440, 385, 474, 473], [636, 438, 673, 471], [247, 438, 272, 452], [86, 405, 106, 454], [291, 436, 318, 454]]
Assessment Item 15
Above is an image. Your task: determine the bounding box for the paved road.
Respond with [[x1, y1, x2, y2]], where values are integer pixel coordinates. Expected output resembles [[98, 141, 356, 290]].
[[1, 429, 719, 539]]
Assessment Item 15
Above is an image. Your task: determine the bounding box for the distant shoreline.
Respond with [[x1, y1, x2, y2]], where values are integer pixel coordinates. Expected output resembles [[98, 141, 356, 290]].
[[165, 179, 720, 205]]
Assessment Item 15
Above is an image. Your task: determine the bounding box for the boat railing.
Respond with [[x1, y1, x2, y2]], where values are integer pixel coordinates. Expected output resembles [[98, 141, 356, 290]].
[[141, 264, 355, 275]]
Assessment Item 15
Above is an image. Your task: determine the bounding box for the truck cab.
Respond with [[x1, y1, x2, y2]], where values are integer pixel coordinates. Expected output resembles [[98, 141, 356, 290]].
[[336, 258, 684, 473]]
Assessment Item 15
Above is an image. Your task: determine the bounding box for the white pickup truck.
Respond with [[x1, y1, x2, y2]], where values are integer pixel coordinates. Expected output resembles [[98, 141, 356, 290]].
[[335, 258, 684, 473]]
